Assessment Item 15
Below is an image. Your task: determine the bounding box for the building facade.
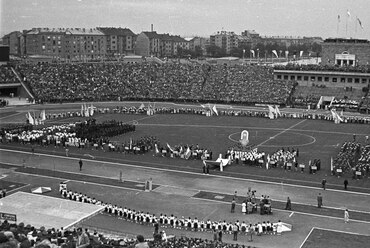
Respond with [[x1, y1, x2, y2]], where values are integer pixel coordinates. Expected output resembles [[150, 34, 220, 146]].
[[97, 27, 136, 58], [321, 38, 370, 66], [24, 28, 106, 61], [210, 31, 239, 54], [274, 69, 370, 89], [135, 31, 189, 57]]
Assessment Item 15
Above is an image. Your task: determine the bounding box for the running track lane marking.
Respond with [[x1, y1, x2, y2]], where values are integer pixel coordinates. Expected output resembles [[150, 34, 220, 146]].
[[310, 227, 370, 237], [5, 159, 370, 215], [0, 112, 24, 120], [7, 183, 30, 194], [190, 197, 370, 225], [299, 227, 314, 248], [14, 171, 143, 192], [256, 119, 307, 147], [2, 148, 370, 198]]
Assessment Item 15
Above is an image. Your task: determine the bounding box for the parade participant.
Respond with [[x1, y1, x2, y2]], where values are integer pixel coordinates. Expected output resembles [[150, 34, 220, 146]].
[[344, 209, 350, 223], [285, 197, 292, 210], [317, 193, 323, 208]]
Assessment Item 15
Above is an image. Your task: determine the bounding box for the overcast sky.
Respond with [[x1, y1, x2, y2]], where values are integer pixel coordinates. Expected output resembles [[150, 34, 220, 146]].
[[1, 0, 369, 39]]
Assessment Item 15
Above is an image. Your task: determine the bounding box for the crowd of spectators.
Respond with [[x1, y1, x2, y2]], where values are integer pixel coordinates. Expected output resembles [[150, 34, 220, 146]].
[[15, 63, 295, 105], [274, 63, 370, 73], [0, 65, 18, 84]]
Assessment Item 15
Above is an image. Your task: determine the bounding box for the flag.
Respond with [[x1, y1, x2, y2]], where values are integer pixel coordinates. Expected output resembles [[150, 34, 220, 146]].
[[347, 10, 351, 17], [139, 103, 145, 109], [89, 104, 94, 116], [299, 51, 303, 57], [250, 50, 255, 58], [275, 105, 281, 117], [357, 17, 364, 29], [166, 143, 174, 153], [272, 50, 278, 58], [84, 103, 89, 117], [212, 105, 218, 116], [147, 105, 152, 116], [154, 144, 160, 155], [330, 157, 333, 172], [27, 111, 34, 125], [185, 147, 191, 159], [268, 105, 275, 119], [338, 14, 340, 22], [285, 51, 289, 58], [129, 138, 133, 150], [40, 110, 46, 121], [81, 105, 84, 117], [266, 154, 270, 170]]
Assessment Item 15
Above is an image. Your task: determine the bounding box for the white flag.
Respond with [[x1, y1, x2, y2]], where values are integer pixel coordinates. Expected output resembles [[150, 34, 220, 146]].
[[250, 50, 255, 58], [299, 51, 304, 57], [272, 50, 278, 58], [212, 105, 218, 116], [40, 110, 46, 121]]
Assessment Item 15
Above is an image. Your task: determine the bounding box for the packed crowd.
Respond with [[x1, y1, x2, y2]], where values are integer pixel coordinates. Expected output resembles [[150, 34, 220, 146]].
[[274, 64, 370, 73], [15, 63, 295, 105], [0, 65, 18, 84], [60, 188, 286, 241], [332, 141, 370, 176], [0, 219, 143, 248]]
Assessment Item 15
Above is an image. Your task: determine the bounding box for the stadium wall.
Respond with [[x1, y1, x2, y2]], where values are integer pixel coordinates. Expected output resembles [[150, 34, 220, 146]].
[[322, 41, 370, 66]]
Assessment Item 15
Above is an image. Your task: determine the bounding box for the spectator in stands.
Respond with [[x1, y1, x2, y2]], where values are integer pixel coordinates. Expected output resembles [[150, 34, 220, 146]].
[[135, 235, 149, 248], [76, 228, 89, 248]]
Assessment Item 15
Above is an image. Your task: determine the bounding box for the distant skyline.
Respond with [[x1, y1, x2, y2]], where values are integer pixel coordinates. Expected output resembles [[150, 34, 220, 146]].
[[1, 0, 369, 39]]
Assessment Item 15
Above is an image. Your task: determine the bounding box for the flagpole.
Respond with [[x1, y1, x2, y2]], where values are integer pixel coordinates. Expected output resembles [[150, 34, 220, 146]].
[[355, 16, 357, 39], [337, 16, 339, 37], [346, 17, 348, 38]]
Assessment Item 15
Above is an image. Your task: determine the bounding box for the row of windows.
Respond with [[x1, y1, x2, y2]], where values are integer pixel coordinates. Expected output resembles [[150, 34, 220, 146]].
[[276, 74, 369, 84]]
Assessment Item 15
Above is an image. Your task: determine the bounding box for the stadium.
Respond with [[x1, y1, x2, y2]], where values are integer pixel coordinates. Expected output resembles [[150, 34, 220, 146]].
[[1, 55, 370, 248], [1, 2, 370, 247]]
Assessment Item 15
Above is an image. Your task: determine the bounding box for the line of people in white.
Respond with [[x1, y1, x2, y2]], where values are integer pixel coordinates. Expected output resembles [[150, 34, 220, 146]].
[[60, 188, 286, 236]]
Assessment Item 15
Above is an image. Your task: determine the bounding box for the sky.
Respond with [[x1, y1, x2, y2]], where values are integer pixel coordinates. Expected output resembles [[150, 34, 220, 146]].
[[1, 0, 369, 39]]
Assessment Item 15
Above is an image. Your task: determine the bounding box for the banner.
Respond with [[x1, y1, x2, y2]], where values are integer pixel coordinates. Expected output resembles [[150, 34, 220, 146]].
[[212, 105, 218, 116], [268, 105, 275, 119], [250, 50, 255, 58]]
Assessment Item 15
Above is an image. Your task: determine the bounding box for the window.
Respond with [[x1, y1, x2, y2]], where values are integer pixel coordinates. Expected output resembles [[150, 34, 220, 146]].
[[362, 78, 367, 84], [348, 78, 353, 83], [355, 78, 360, 83], [297, 75, 302, 80], [318, 77, 322, 82], [311, 76, 315, 81], [284, 75, 288, 80], [290, 75, 295, 80], [304, 76, 309, 81], [341, 78, 346, 83], [277, 75, 282, 79], [324, 77, 329, 82], [332, 78, 337, 82]]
